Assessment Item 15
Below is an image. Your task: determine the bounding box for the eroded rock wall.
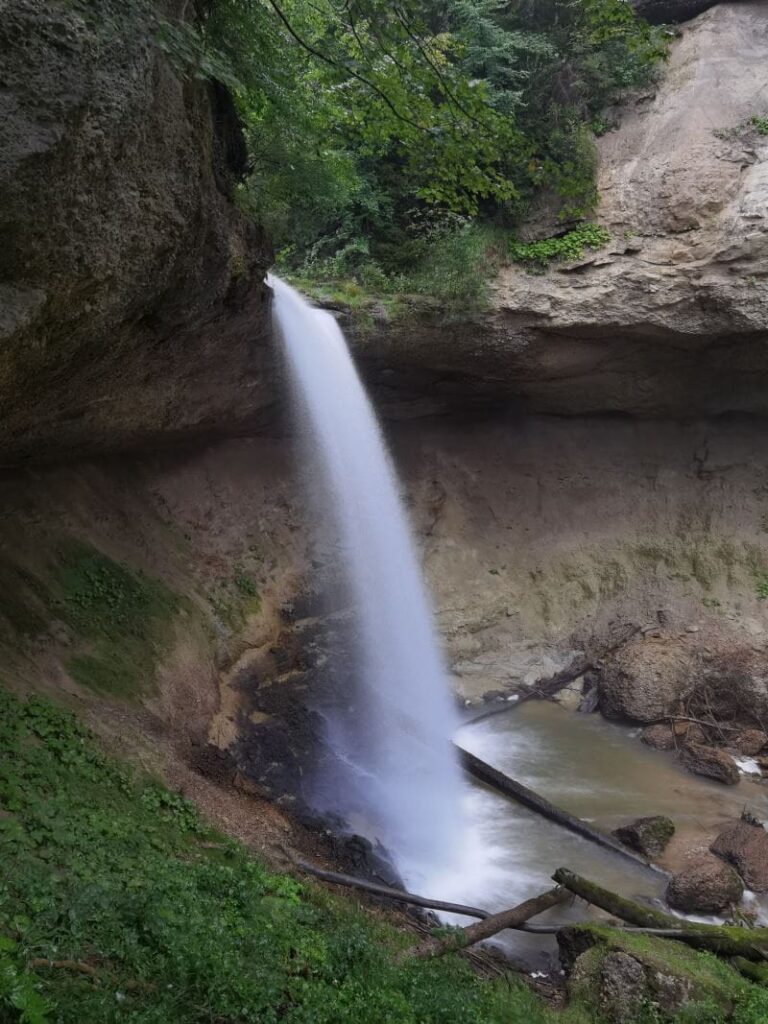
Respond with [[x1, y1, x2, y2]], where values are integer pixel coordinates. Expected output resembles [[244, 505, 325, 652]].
[[3, 416, 768, 800], [0, 0, 272, 466]]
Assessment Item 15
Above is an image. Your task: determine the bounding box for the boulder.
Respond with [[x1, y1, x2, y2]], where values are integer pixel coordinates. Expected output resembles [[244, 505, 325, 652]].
[[594, 952, 646, 1024], [711, 820, 768, 892], [599, 634, 697, 722], [680, 744, 740, 786], [561, 927, 745, 1022], [641, 723, 676, 750], [732, 729, 768, 757], [666, 857, 744, 914], [613, 816, 675, 858]]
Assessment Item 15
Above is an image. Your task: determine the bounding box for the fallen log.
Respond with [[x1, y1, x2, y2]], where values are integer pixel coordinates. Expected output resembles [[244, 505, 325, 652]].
[[291, 857, 489, 919], [458, 747, 662, 873], [406, 887, 568, 959], [553, 868, 768, 961], [463, 625, 640, 726]]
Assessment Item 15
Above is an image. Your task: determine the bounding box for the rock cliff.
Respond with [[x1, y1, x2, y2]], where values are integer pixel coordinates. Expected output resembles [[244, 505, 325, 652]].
[[0, 0, 271, 466], [357, 2, 768, 418]]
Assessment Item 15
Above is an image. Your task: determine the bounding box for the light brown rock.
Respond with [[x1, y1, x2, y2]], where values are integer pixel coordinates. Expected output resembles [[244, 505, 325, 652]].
[[733, 729, 768, 757], [599, 633, 697, 722], [711, 820, 768, 892], [680, 744, 740, 786], [666, 857, 744, 914]]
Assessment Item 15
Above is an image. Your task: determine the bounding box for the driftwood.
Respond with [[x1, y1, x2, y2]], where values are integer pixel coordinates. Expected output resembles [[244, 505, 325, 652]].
[[459, 747, 662, 873], [553, 868, 768, 961], [291, 857, 489, 919], [464, 625, 641, 726], [407, 887, 568, 959]]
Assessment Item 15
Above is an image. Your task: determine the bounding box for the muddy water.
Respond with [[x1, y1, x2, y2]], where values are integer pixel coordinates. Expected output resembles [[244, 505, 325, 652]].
[[452, 702, 768, 965]]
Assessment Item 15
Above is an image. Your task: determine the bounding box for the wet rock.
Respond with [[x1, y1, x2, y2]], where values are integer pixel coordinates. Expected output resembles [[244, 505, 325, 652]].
[[599, 633, 697, 723], [666, 857, 744, 914], [732, 729, 768, 757], [711, 820, 768, 892], [561, 928, 738, 1022], [612, 816, 675, 858], [640, 723, 676, 750], [673, 721, 707, 746], [680, 744, 740, 786]]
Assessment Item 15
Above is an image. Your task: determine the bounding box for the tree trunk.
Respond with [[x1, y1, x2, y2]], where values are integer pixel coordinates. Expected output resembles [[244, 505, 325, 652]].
[[406, 887, 568, 959], [459, 748, 661, 872], [553, 868, 768, 961]]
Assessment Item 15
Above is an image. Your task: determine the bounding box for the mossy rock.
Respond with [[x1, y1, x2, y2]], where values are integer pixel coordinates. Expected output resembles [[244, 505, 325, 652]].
[[561, 925, 753, 1022]]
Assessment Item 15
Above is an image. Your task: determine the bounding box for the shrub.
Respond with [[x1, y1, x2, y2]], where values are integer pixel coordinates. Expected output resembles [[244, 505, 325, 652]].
[[509, 223, 611, 271]]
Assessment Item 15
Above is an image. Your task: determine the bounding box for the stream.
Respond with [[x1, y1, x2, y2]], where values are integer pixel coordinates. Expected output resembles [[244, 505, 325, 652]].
[[449, 702, 768, 966]]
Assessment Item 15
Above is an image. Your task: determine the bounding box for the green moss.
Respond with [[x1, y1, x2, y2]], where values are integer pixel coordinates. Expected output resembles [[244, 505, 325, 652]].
[[51, 541, 180, 699], [565, 925, 755, 1022], [207, 567, 262, 631]]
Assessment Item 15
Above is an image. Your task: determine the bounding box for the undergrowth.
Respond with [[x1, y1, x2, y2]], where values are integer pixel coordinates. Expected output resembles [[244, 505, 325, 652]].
[[0, 690, 569, 1024]]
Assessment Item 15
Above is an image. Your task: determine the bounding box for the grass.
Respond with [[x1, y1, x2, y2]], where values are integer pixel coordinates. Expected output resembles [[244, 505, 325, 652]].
[[0, 688, 600, 1024], [51, 542, 181, 699], [2, 689, 767, 1022], [283, 223, 507, 324]]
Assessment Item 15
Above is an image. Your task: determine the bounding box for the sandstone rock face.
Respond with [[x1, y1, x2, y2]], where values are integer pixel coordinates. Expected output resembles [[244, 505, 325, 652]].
[[613, 816, 675, 858], [0, 0, 271, 465], [666, 857, 744, 913], [680, 744, 740, 785], [599, 633, 696, 722], [357, 3, 768, 419], [631, 0, 721, 23], [711, 820, 768, 891]]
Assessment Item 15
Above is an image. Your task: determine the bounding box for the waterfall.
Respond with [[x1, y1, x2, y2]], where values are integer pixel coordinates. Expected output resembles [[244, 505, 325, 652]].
[[270, 274, 464, 886]]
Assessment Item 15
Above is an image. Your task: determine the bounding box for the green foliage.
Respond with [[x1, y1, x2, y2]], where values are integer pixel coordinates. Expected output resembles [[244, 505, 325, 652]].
[[750, 115, 768, 136], [188, 0, 667, 301], [0, 690, 559, 1023], [1, 690, 765, 1023], [52, 542, 180, 698], [755, 572, 768, 600], [0, 938, 50, 1024], [509, 223, 610, 271], [405, 222, 504, 316]]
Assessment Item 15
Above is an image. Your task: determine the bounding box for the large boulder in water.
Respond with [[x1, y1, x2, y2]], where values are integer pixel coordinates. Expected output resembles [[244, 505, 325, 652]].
[[598, 633, 697, 722], [680, 744, 740, 786], [711, 820, 768, 892], [666, 857, 744, 914], [613, 815, 675, 858]]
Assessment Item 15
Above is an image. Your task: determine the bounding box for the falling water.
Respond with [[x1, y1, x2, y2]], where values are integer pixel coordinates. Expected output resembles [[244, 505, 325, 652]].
[[270, 274, 464, 885]]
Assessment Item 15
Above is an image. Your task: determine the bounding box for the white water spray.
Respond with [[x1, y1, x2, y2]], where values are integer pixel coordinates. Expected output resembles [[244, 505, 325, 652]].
[[270, 274, 464, 885]]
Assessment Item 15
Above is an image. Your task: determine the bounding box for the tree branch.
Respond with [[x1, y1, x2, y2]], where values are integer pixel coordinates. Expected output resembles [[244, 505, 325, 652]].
[[405, 887, 568, 959], [266, 0, 429, 133]]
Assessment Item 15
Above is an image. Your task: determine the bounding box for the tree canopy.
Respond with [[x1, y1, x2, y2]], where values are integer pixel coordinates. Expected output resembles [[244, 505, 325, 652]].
[[176, 0, 667, 296]]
